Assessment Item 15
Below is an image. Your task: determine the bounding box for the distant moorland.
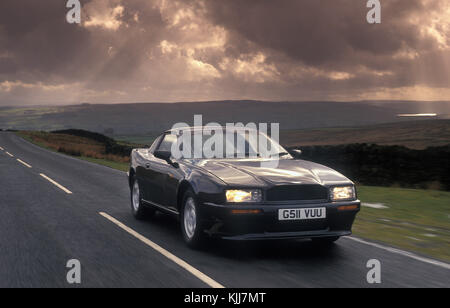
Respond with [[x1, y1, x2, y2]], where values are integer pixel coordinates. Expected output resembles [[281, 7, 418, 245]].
[[280, 119, 450, 149], [1, 100, 449, 135]]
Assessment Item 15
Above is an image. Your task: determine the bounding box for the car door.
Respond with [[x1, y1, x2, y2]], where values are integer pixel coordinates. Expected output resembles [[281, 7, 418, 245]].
[[142, 133, 177, 206], [162, 162, 183, 211], [137, 135, 162, 202]]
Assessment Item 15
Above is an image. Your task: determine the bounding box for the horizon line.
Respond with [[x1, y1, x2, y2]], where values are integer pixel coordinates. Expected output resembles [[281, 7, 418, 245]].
[[2, 99, 450, 108]]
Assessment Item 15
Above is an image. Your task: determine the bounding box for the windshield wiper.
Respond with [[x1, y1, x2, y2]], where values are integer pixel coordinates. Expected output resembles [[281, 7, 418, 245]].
[[244, 152, 260, 157], [270, 152, 290, 157]]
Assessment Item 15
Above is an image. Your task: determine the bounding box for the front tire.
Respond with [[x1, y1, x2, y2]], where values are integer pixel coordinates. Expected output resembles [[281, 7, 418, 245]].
[[130, 177, 155, 220], [180, 190, 205, 249]]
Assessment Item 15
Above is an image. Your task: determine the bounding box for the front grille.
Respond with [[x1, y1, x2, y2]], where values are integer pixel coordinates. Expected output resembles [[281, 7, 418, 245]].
[[266, 184, 328, 202]]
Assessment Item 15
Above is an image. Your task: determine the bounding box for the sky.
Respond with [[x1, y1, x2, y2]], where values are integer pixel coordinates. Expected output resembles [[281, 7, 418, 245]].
[[0, 0, 449, 106]]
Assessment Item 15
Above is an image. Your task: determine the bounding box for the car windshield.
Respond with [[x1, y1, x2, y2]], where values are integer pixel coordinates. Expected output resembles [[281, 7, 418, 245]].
[[171, 128, 288, 159]]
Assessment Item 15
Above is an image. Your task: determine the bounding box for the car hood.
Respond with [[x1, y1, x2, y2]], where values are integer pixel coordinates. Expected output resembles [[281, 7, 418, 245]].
[[189, 158, 352, 187]]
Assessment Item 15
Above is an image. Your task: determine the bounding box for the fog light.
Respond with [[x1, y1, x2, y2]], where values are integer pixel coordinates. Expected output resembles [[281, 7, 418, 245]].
[[231, 209, 262, 214], [337, 205, 359, 211]]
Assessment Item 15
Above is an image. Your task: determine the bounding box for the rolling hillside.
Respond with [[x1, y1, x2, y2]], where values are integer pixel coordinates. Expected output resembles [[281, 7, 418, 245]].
[[280, 119, 450, 149], [1, 100, 449, 135]]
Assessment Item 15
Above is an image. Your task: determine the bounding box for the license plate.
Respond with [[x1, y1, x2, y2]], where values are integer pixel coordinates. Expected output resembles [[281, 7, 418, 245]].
[[278, 207, 326, 221]]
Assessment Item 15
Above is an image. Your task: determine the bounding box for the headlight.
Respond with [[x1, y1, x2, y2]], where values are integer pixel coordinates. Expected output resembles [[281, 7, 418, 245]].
[[330, 186, 355, 201], [226, 190, 262, 203]]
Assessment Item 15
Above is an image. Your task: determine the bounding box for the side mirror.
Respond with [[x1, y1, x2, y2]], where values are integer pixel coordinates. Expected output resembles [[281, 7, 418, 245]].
[[154, 150, 179, 168], [292, 149, 302, 157], [154, 150, 172, 161]]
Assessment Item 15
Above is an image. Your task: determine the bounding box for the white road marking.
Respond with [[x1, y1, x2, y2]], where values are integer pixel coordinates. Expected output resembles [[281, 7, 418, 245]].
[[99, 212, 225, 288], [17, 159, 32, 168], [39, 173, 73, 194], [6, 152, 14, 157], [345, 236, 450, 270], [0, 146, 4, 150]]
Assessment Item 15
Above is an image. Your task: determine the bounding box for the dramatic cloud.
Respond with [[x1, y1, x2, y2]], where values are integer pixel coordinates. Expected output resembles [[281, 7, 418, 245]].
[[0, 0, 449, 105]]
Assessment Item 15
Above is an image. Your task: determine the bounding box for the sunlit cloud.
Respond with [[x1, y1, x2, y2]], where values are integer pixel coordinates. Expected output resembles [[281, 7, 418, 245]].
[[220, 53, 280, 83], [0, 0, 449, 105], [84, 1, 125, 31], [187, 58, 221, 79], [419, 0, 450, 50], [159, 40, 177, 54], [0, 81, 68, 92]]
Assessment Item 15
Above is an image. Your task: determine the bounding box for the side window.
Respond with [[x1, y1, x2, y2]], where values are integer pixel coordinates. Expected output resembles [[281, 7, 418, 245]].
[[148, 135, 162, 154], [157, 134, 177, 152]]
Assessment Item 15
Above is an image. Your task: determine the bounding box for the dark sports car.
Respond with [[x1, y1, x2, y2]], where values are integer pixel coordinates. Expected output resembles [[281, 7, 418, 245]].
[[128, 126, 360, 248]]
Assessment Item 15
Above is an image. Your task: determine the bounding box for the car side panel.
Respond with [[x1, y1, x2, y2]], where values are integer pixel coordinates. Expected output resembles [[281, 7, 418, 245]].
[[183, 167, 227, 206], [131, 149, 150, 199], [131, 148, 165, 203], [143, 158, 169, 205], [163, 166, 184, 209]]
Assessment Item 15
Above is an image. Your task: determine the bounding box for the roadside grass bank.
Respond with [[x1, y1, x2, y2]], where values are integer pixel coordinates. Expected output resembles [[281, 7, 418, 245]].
[[353, 186, 450, 262], [17, 130, 132, 172], [78, 156, 129, 172]]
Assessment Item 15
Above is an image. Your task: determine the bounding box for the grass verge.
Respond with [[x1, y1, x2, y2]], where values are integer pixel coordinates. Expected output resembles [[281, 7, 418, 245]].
[[78, 156, 129, 172], [354, 186, 450, 262], [16, 130, 131, 171]]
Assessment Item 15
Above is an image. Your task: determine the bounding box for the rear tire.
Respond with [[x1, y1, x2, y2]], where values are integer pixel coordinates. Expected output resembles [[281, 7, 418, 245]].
[[180, 189, 205, 249], [130, 177, 155, 220]]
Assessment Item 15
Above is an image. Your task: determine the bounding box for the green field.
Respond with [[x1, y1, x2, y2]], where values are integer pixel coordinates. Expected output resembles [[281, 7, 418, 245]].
[[354, 186, 450, 262]]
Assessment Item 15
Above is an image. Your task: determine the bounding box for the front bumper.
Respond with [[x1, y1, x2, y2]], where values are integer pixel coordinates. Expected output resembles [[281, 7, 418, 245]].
[[199, 200, 360, 240]]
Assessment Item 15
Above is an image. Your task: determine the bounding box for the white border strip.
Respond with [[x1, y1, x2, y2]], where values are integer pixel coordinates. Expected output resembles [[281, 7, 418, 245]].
[[346, 236, 450, 270], [39, 173, 73, 194], [5, 152, 14, 157], [0, 146, 4, 150], [99, 212, 225, 288], [17, 159, 32, 168]]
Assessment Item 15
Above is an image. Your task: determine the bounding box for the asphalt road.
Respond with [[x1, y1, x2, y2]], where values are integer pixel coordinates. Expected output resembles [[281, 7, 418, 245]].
[[0, 131, 448, 288]]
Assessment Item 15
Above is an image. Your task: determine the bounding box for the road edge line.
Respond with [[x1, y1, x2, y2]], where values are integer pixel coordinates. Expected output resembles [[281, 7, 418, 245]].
[[346, 236, 450, 270]]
